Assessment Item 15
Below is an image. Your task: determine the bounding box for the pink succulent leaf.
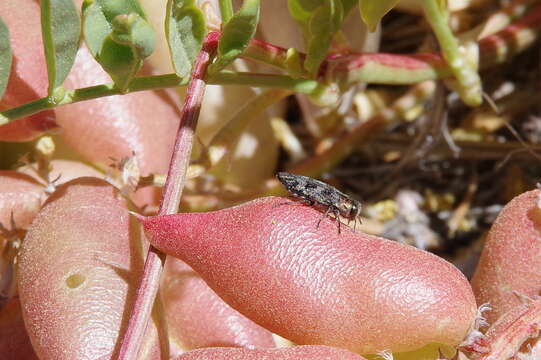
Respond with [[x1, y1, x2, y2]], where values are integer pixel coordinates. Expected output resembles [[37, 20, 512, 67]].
[[18, 178, 164, 360], [472, 189, 541, 324], [162, 258, 276, 353], [0, 0, 58, 142], [173, 345, 368, 360], [0, 298, 38, 360], [141, 196, 477, 354]]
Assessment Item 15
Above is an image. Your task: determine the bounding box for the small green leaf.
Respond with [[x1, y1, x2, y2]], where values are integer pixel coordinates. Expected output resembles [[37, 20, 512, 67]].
[[218, 0, 234, 23], [111, 13, 155, 59], [0, 17, 12, 99], [165, 0, 206, 78], [82, 0, 149, 57], [288, 0, 355, 29], [304, 0, 343, 76], [209, 0, 260, 74], [98, 36, 139, 90], [82, 0, 111, 57], [288, 0, 356, 76], [82, 0, 155, 90], [288, 0, 321, 24], [103, 13, 155, 90], [41, 0, 81, 94], [285, 48, 305, 78], [359, 0, 399, 32], [96, 0, 146, 21]]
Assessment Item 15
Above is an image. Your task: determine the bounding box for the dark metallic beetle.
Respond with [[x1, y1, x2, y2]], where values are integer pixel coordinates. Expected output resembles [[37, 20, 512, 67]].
[[277, 172, 362, 233]]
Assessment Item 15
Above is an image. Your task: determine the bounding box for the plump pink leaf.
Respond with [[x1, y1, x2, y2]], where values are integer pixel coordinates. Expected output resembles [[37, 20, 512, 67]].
[[54, 45, 179, 207], [141, 196, 477, 354], [162, 258, 275, 354], [0, 171, 44, 229], [471, 189, 541, 324], [0, 0, 57, 141], [0, 171, 45, 308], [0, 298, 38, 360], [18, 178, 164, 359], [174, 345, 367, 360]]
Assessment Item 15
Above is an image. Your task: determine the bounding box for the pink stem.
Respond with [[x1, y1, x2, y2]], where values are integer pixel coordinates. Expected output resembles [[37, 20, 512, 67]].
[[464, 298, 541, 360], [244, 3, 541, 82], [117, 31, 220, 360]]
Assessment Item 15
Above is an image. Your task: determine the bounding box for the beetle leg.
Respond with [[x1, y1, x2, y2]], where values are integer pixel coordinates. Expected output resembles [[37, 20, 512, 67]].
[[316, 206, 333, 228], [335, 208, 342, 234]]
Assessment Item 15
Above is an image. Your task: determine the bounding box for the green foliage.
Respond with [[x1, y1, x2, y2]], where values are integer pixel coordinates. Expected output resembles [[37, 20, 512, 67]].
[[0, 17, 11, 99], [166, 0, 206, 78], [288, 0, 357, 77], [358, 0, 399, 31], [305, 0, 343, 76], [82, 0, 110, 56], [288, 0, 321, 24], [285, 48, 305, 78], [218, 0, 234, 23], [209, 0, 260, 74], [41, 0, 81, 95], [93, 0, 146, 22], [82, 0, 155, 91], [420, 0, 481, 106], [111, 13, 155, 59]]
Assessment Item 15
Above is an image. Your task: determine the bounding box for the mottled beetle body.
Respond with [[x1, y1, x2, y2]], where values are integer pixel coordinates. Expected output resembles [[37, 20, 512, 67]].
[[277, 172, 362, 233]]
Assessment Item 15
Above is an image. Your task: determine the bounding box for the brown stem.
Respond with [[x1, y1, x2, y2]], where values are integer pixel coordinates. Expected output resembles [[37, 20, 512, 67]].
[[117, 31, 220, 360]]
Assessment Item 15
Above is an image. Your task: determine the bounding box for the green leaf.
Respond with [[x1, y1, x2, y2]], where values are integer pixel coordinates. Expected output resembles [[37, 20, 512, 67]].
[[209, 0, 260, 74], [82, 0, 111, 57], [218, 0, 234, 23], [288, 0, 355, 28], [82, 0, 155, 90], [285, 48, 305, 78], [288, 0, 356, 76], [98, 36, 139, 90], [41, 0, 81, 94], [111, 13, 155, 59], [0, 17, 12, 99], [104, 13, 155, 89], [82, 0, 149, 57], [288, 0, 321, 24], [95, 0, 146, 21], [359, 0, 399, 32], [165, 0, 206, 78], [304, 0, 343, 76]]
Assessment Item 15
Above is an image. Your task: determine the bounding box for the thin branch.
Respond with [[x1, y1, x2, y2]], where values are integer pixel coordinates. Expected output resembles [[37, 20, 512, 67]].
[[116, 32, 220, 360], [2, 4, 541, 126], [0, 73, 320, 124]]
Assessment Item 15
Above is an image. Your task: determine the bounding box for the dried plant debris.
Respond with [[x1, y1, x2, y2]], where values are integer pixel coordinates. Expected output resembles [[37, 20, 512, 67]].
[[272, 10, 541, 270]]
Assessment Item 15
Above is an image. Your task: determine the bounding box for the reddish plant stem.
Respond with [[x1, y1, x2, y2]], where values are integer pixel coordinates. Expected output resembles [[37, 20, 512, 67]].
[[464, 298, 541, 360], [117, 32, 220, 360], [244, 2, 541, 82], [2, 4, 541, 126]]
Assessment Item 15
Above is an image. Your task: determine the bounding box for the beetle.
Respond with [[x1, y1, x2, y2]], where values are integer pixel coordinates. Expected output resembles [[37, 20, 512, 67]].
[[277, 172, 362, 233]]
